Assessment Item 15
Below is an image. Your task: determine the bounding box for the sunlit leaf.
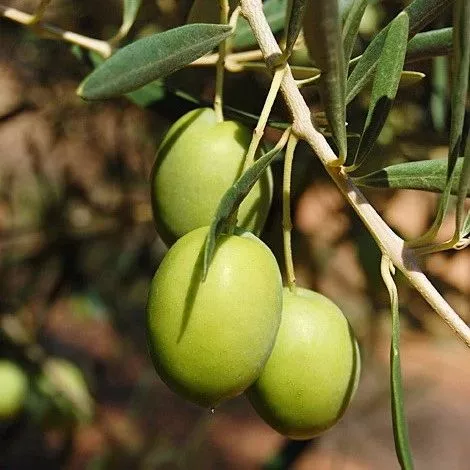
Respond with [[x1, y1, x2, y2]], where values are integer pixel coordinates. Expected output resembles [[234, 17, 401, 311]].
[[239, 61, 320, 80], [346, 0, 453, 104], [304, 0, 347, 161], [352, 13, 409, 169], [352, 158, 470, 196], [78, 24, 232, 100]]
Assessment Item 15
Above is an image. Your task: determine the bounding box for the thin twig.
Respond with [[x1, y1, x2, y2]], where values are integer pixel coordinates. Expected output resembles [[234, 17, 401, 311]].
[[283, 132, 297, 292], [0, 4, 112, 58], [240, 0, 470, 348]]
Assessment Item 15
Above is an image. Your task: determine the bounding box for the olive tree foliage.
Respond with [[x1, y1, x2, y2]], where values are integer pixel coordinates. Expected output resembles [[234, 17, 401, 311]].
[[1, 0, 469, 467]]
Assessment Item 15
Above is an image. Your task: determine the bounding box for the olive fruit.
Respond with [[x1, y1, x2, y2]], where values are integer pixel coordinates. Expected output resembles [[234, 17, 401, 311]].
[[146, 226, 282, 407], [247, 287, 361, 439], [150, 108, 273, 245], [0, 360, 28, 420]]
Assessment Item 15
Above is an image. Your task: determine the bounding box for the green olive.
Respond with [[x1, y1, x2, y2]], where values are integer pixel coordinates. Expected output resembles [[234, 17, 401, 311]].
[[0, 360, 28, 420], [247, 287, 361, 439], [146, 226, 283, 407], [150, 108, 273, 245]]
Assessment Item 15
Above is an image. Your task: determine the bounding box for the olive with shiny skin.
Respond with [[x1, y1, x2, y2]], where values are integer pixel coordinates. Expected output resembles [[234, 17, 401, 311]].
[[247, 287, 361, 439], [150, 108, 273, 245], [146, 226, 283, 407]]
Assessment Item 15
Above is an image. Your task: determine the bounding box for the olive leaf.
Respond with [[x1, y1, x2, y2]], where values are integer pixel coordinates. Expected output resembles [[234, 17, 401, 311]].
[[342, 0, 369, 71], [232, 0, 287, 50], [346, 0, 453, 104], [430, 56, 448, 133], [352, 12, 409, 170], [203, 138, 288, 279], [111, 0, 142, 42], [78, 23, 232, 100], [352, 158, 470, 196], [303, 0, 347, 161], [405, 27, 452, 62], [399, 71, 425, 88], [238, 61, 320, 81], [284, 0, 308, 57], [380, 257, 414, 470], [72, 45, 167, 107], [450, 0, 470, 231]]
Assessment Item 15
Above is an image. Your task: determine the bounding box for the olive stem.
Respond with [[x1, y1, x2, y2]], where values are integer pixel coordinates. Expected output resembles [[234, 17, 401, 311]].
[[29, 0, 52, 24], [0, 4, 112, 58], [227, 64, 285, 232], [243, 66, 286, 171], [240, 0, 470, 348], [283, 132, 298, 293], [214, 0, 230, 122]]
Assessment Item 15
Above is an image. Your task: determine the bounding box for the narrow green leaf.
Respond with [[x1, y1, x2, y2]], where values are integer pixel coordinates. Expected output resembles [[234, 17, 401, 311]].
[[117, 0, 142, 40], [353, 158, 470, 196], [391, 302, 414, 470], [285, 0, 308, 56], [430, 56, 449, 132], [303, 0, 347, 161], [456, 129, 470, 235], [342, 0, 369, 69], [405, 28, 452, 62], [239, 61, 320, 80], [420, 0, 470, 243], [353, 13, 409, 169], [347, 0, 453, 104], [340, 0, 357, 21], [78, 24, 232, 100], [232, 0, 287, 50], [450, 0, 470, 187], [203, 142, 286, 278], [381, 257, 414, 470]]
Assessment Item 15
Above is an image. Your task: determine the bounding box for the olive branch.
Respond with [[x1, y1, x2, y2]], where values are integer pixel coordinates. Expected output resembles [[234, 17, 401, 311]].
[[239, 0, 470, 349]]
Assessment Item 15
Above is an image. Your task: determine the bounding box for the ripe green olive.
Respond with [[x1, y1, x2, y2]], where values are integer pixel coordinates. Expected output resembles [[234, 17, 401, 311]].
[[150, 108, 273, 245], [247, 287, 361, 439], [0, 360, 28, 420], [146, 226, 283, 407]]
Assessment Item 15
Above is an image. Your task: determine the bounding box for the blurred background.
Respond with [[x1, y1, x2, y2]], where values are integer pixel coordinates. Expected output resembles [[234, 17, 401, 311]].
[[0, 0, 469, 469]]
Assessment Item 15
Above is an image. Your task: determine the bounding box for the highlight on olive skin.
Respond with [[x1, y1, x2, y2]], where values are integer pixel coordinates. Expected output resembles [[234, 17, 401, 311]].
[[146, 226, 283, 408], [247, 287, 361, 440], [150, 107, 273, 246]]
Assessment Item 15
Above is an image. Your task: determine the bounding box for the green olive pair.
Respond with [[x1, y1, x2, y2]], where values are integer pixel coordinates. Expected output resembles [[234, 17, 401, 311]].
[[147, 109, 360, 439]]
